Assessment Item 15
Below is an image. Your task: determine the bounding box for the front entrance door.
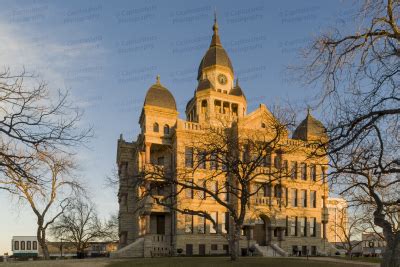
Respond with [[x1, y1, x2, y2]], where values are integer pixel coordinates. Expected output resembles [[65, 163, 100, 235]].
[[156, 215, 165, 234], [254, 222, 266, 245]]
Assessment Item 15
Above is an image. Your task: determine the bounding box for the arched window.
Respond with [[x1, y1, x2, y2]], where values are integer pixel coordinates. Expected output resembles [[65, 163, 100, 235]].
[[164, 124, 170, 135], [33, 241, 37, 250], [153, 123, 159, 132], [27, 241, 31, 250], [14, 241, 19, 250], [21, 241, 25, 250]]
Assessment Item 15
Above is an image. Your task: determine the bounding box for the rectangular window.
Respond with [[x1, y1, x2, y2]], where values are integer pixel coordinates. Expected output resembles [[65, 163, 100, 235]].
[[301, 163, 307, 180], [310, 164, 316, 181], [274, 155, 281, 169], [223, 244, 229, 254], [221, 212, 229, 234], [14, 241, 19, 250], [185, 179, 193, 199], [310, 191, 317, 208], [210, 212, 218, 234], [301, 189, 307, 207], [300, 217, 306, 236], [209, 180, 218, 198], [198, 151, 206, 169], [210, 153, 218, 170], [283, 160, 289, 176], [27, 241, 31, 250], [33, 241, 37, 250], [196, 179, 206, 200], [198, 216, 205, 234], [310, 217, 316, 237], [290, 217, 297, 236], [185, 215, 193, 233], [263, 152, 271, 167], [21, 241, 25, 250], [291, 189, 298, 207], [185, 147, 193, 168], [211, 244, 218, 250], [265, 184, 272, 197], [290, 161, 297, 179]]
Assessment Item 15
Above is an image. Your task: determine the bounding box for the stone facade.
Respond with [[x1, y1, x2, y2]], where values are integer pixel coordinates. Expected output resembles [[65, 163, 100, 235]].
[[113, 18, 333, 258]]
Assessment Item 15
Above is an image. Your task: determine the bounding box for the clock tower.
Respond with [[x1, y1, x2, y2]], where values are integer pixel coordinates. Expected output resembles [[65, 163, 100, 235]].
[[185, 15, 247, 124]]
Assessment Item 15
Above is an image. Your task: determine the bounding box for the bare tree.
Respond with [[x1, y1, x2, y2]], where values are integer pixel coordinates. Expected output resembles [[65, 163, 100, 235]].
[[50, 198, 116, 258], [2, 150, 82, 259], [297, 1, 400, 266], [0, 68, 92, 259], [330, 207, 365, 258], [0, 68, 92, 186], [133, 112, 303, 261]]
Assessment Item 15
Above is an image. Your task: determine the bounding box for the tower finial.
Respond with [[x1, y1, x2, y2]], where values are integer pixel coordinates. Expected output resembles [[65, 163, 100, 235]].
[[236, 77, 239, 86], [156, 75, 160, 85], [212, 8, 219, 33], [307, 106, 311, 116]]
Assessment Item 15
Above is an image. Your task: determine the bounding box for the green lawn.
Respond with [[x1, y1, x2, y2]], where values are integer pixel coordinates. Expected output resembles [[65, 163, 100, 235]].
[[106, 257, 376, 267], [331, 256, 382, 264]]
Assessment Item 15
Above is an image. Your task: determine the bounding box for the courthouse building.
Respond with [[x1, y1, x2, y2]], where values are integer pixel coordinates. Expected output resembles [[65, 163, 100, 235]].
[[113, 18, 334, 258]]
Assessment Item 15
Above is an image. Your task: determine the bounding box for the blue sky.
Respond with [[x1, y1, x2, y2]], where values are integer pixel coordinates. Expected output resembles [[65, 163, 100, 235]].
[[0, 0, 356, 253]]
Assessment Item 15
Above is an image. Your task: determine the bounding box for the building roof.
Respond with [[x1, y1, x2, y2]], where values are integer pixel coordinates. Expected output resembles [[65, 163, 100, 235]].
[[230, 78, 245, 98], [196, 77, 214, 92], [292, 109, 327, 141], [144, 76, 177, 110], [197, 17, 234, 80]]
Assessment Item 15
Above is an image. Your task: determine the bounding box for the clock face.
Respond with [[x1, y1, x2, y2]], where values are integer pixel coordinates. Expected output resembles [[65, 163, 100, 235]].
[[218, 74, 227, 85]]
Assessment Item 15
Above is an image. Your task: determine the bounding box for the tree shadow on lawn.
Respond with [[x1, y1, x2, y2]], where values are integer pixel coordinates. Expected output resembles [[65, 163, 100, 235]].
[[107, 257, 372, 267]]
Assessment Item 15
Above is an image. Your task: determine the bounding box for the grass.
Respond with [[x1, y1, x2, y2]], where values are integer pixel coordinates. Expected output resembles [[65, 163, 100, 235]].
[[331, 256, 382, 264], [106, 257, 376, 267]]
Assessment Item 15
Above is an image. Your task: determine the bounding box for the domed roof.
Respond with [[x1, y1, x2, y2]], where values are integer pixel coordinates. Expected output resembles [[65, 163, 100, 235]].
[[144, 76, 177, 110], [293, 110, 327, 141], [197, 17, 234, 80]]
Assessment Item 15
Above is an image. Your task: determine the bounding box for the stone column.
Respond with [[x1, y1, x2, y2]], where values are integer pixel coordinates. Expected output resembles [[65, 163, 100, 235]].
[[146, 215, 151, 234], [145, 142, 151, 164]]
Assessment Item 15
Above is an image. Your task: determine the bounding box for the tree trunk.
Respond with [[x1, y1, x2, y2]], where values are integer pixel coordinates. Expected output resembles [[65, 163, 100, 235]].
[[229, 223, 242, 261], [381, 236, 400, 267], [37, 224, 50, 260]]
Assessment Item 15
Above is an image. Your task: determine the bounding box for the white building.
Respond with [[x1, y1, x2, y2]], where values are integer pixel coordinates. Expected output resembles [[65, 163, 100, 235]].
[[11, 236, 39, 258]]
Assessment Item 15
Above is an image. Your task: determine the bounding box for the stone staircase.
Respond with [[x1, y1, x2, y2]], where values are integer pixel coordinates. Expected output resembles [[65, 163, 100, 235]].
[[110, 238, 144, 258], [254, 243, 288, 257]]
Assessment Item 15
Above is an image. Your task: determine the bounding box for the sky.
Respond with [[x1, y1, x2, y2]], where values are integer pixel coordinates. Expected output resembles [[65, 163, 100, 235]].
[[0, 0, 357, 254]]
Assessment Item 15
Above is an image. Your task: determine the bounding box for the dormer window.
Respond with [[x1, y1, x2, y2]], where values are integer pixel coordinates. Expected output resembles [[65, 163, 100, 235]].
[[164, 124, 170, 135], [153, 123, 159, 132]]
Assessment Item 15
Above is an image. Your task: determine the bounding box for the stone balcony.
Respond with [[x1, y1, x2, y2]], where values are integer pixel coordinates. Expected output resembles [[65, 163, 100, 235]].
[[252, 196, 286, 207], [142, 163, 171, 180]]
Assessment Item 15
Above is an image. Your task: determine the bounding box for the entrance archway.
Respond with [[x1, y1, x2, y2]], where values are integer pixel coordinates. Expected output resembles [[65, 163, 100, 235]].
[[253, 215, 271, 246]]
